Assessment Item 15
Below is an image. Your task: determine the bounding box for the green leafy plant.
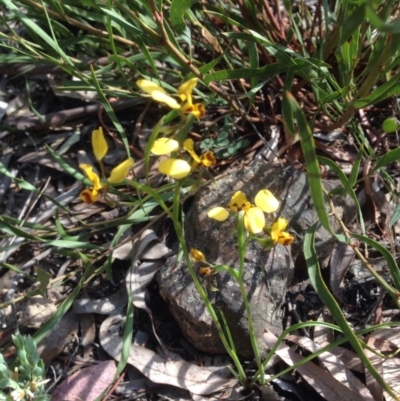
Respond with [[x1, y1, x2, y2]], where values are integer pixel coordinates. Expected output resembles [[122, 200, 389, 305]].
[[0, 334, 50, 401]]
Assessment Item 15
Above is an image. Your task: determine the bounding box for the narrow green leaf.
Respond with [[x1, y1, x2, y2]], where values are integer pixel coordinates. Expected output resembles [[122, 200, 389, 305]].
[[282, 72, 295, 137], [286, 93, 333, 234], [372, 147, 400, 172], [390, 203, 400, 227], [354, 73, 400, 108], [170, 0, 198, 33], [2, 0, 72, 63], [100, 8, 142, 36], [338, 4, 366, 47], [90, 66, 130, 154]]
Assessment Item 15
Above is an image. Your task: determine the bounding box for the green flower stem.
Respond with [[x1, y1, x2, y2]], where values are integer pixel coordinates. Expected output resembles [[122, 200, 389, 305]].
[[127, 179, 248, 386], [236, 212, 263, 384], [98, 160, 106, 180]]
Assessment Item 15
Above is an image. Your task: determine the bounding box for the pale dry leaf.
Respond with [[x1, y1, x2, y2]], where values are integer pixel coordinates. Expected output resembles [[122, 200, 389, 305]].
[[99, 315, 236, 396], [263, 330, 365, 401], [316, 342, 363, 373], [365, 328, 400, 401], [126, 229, 172, 351], [51, 360, 117, 401], [112, 242, 133, 260], [364, 335, 386, 401], [286, 335, 374, 401], [382, 358, 400, 401]]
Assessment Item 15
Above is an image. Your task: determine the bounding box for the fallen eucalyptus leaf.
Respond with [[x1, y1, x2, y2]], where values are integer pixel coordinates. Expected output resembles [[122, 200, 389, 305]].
[[100, 315, 236, 396]]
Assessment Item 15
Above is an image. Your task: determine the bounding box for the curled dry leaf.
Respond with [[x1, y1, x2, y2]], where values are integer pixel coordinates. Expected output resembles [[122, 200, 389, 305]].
[[100, 315, 236, 396], [126, 229, 173, 352]]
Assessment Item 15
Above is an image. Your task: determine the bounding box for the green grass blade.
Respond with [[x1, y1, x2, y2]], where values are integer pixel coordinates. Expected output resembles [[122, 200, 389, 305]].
[[286, 92, 333, 234], [170, 0, 198, 33], [372, 147, 400, 172]]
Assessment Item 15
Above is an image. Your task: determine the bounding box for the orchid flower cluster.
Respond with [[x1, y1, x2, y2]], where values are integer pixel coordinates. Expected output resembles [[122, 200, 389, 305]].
[[151, 137, 216, 180], [136, 77, 205, 119], [80, 127, 134, 204], [136, 77, 215, 180], [208, 189, 294, 248]]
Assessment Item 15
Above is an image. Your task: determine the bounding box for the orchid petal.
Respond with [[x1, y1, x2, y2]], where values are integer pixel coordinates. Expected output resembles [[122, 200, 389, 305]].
[[92, 127, 108, 162], [228, 191, 250, 212], [108, 158, 134, 184], [190, 248, 206, 262], [207, 207, 230, 221], [80, 188, 99, 204], [137, 79, 180, 109], [255, 189, 280, 213], [244, 207, 265, 234], [80, 163, 102, 189], [137, 79, 167, 95], [177, 78, 198, 103], [151, 138, 179, 155], [151, 91, 180, 109], [158, 158, 191, 179], [200, 151, 216, 167]]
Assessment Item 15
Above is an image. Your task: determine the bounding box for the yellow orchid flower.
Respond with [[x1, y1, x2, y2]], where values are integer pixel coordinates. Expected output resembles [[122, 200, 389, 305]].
[[270, 217, 294, 246], [154, 138, 215, 180], [207, 189, 282, 234], [79, 127, 134, 204], [183, 138, 216, 168], [136, 78, 205, 118], [208, 191, 265, 234]]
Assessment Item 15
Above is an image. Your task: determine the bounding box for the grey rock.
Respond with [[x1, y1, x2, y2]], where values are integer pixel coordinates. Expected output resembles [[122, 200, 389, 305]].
[[157, 162, 343, 358]]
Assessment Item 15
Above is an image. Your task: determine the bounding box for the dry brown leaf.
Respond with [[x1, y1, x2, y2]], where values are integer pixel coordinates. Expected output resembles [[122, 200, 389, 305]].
[[99, 315, 236, 396], [263, 330, 366, 401]]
